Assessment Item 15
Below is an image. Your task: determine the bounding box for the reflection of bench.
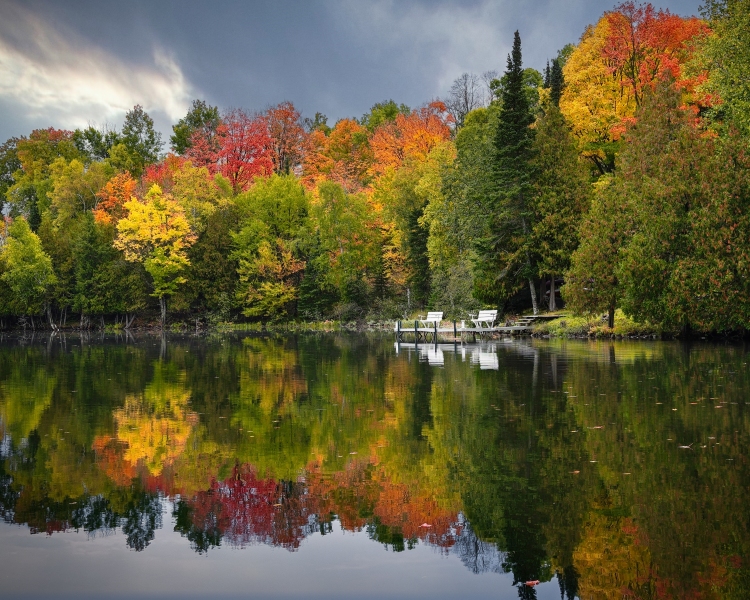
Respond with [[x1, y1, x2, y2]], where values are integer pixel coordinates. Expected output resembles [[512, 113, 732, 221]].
[[471, 310, 498, 329], [419, 311, 443, 328]]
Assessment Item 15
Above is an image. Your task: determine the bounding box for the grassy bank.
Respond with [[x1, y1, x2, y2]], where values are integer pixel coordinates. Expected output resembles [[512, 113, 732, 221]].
[[532, 310, 665, 339]]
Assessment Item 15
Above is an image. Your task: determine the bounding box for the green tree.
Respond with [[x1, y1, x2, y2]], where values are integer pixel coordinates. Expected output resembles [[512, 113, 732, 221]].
[[37, 215, 75, 326], [6, 129, 82, 230], [48, 158, 113, 226], [698, 0, 750, 137], [70, 212, 147, 322], [311, 181, 379, 312], [549, 58, 564, 107], [613, 83, 701, 330], [233, 174, 309, 321], [0, 218, 56, 322], [297, 230, 340, 319], [475, 31, 539, 312], [564, 176, 633, 328], [672, 131, 750, 332], [0, 137, 21, 215], [170, 100, 221, 155], [73, 125, 121, 162], [530, 103, 591, 310], [360, 100, 411, 132], [120, 105, 163, 177], [442, 106, 499, 255]]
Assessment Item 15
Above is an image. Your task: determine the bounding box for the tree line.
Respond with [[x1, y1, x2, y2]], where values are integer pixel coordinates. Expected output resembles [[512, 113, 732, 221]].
[[1, 0, 748, 333]]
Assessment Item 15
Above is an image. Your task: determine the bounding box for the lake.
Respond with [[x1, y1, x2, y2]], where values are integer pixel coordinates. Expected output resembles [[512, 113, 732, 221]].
[[0, 333, 748, 599]]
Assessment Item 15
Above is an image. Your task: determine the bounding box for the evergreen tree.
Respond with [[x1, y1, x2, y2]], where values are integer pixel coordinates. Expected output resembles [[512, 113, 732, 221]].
[[530, 102, 590, 311], [0, 137, 20, 215], [474, 31, 538, 312], [549, 58, 564, 107]]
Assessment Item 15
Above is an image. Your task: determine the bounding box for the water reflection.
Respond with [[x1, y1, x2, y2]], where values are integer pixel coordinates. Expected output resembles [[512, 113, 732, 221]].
[[0, 333, 749, 598]]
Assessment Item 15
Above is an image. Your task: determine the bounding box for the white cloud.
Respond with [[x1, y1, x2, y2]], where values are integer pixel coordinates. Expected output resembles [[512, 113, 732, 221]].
[[0, 3, 194, 133]]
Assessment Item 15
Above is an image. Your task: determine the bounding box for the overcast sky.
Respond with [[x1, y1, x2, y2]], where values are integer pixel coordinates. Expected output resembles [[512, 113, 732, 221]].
[[0, 0, 704, 145]]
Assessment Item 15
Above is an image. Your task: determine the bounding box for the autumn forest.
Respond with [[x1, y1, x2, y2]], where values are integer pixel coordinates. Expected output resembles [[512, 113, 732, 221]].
[[1, 0, 749, 334]]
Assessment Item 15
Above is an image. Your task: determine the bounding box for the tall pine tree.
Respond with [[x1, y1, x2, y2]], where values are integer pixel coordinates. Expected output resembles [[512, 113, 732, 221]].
[[549, 58, 564, 107], [474, 31, 539, 313]]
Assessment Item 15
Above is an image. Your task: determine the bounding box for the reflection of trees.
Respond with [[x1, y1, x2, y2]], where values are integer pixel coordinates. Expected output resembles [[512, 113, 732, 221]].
[[451, 515, 505, 575], [174, 464, 318, 553], [2, 334, 750, 596], [564, 343, 750, 598], [0, 454, 17, 525], [0, 349, 56, 441], [556, 566, 579, 600], [69, 495, 119, 535], [121, 492, 162, 551], [112, 363, 198, 476]]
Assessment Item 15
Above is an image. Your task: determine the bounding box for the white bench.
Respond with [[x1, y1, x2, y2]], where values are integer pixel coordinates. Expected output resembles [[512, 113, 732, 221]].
[[419, 311, 443, 328], [471, 310, 498, 329]]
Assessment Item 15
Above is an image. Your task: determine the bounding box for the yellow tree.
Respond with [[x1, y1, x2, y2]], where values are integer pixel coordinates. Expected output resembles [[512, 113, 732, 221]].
[[560, 18, 634, 174], [171, 161, 223, 233], [561, 5, 708, 175], [114, 184, 195, 326]]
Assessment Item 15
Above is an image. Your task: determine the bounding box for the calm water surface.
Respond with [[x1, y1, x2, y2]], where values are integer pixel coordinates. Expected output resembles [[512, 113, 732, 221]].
[[0, 333, 748, 599]]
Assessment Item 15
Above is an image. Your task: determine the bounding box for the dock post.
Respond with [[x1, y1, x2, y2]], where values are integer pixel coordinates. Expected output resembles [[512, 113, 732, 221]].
[[414, 320, 418, 343], [434, 320, 437, 342], [453, 320, 457, 339], [396, 320, 401, 341]]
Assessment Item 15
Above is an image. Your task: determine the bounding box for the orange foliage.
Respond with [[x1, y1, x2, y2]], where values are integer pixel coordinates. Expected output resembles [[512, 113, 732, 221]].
[[368, 101, 453, 178], [92, 435, 139, 486], [302, 119, 372, 193], [603, 2, 710, 107], [94, 172, 137, 224], [305, 458, 460, 550], [264, 101, 307, 175]]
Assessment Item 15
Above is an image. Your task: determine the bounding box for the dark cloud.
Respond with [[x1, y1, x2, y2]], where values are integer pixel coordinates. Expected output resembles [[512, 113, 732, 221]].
[[0, 0, 703, 143]]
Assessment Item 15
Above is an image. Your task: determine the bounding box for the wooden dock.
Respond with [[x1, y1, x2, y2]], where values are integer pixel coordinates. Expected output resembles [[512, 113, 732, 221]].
[[394, 315, 558, 342]]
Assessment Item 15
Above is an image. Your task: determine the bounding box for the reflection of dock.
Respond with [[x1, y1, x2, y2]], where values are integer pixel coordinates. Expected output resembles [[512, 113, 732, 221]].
[[394, 341, 502, 370]]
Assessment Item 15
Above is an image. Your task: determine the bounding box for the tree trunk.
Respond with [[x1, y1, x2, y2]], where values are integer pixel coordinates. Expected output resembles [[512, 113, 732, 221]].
[[608, 303, 615, 329], [160, 296, 167, 328], [549, 275, 556, 311], [521, 217, 538, 315], [528, 278, 538, 315], [539, 278, 545, 310]]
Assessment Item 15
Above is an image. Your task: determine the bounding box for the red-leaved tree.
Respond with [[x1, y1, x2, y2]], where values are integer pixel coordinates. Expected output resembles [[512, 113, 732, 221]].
[[264, 101, 307, 175], [217, 109, 274, 193], [603, 2, 709, 108]]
